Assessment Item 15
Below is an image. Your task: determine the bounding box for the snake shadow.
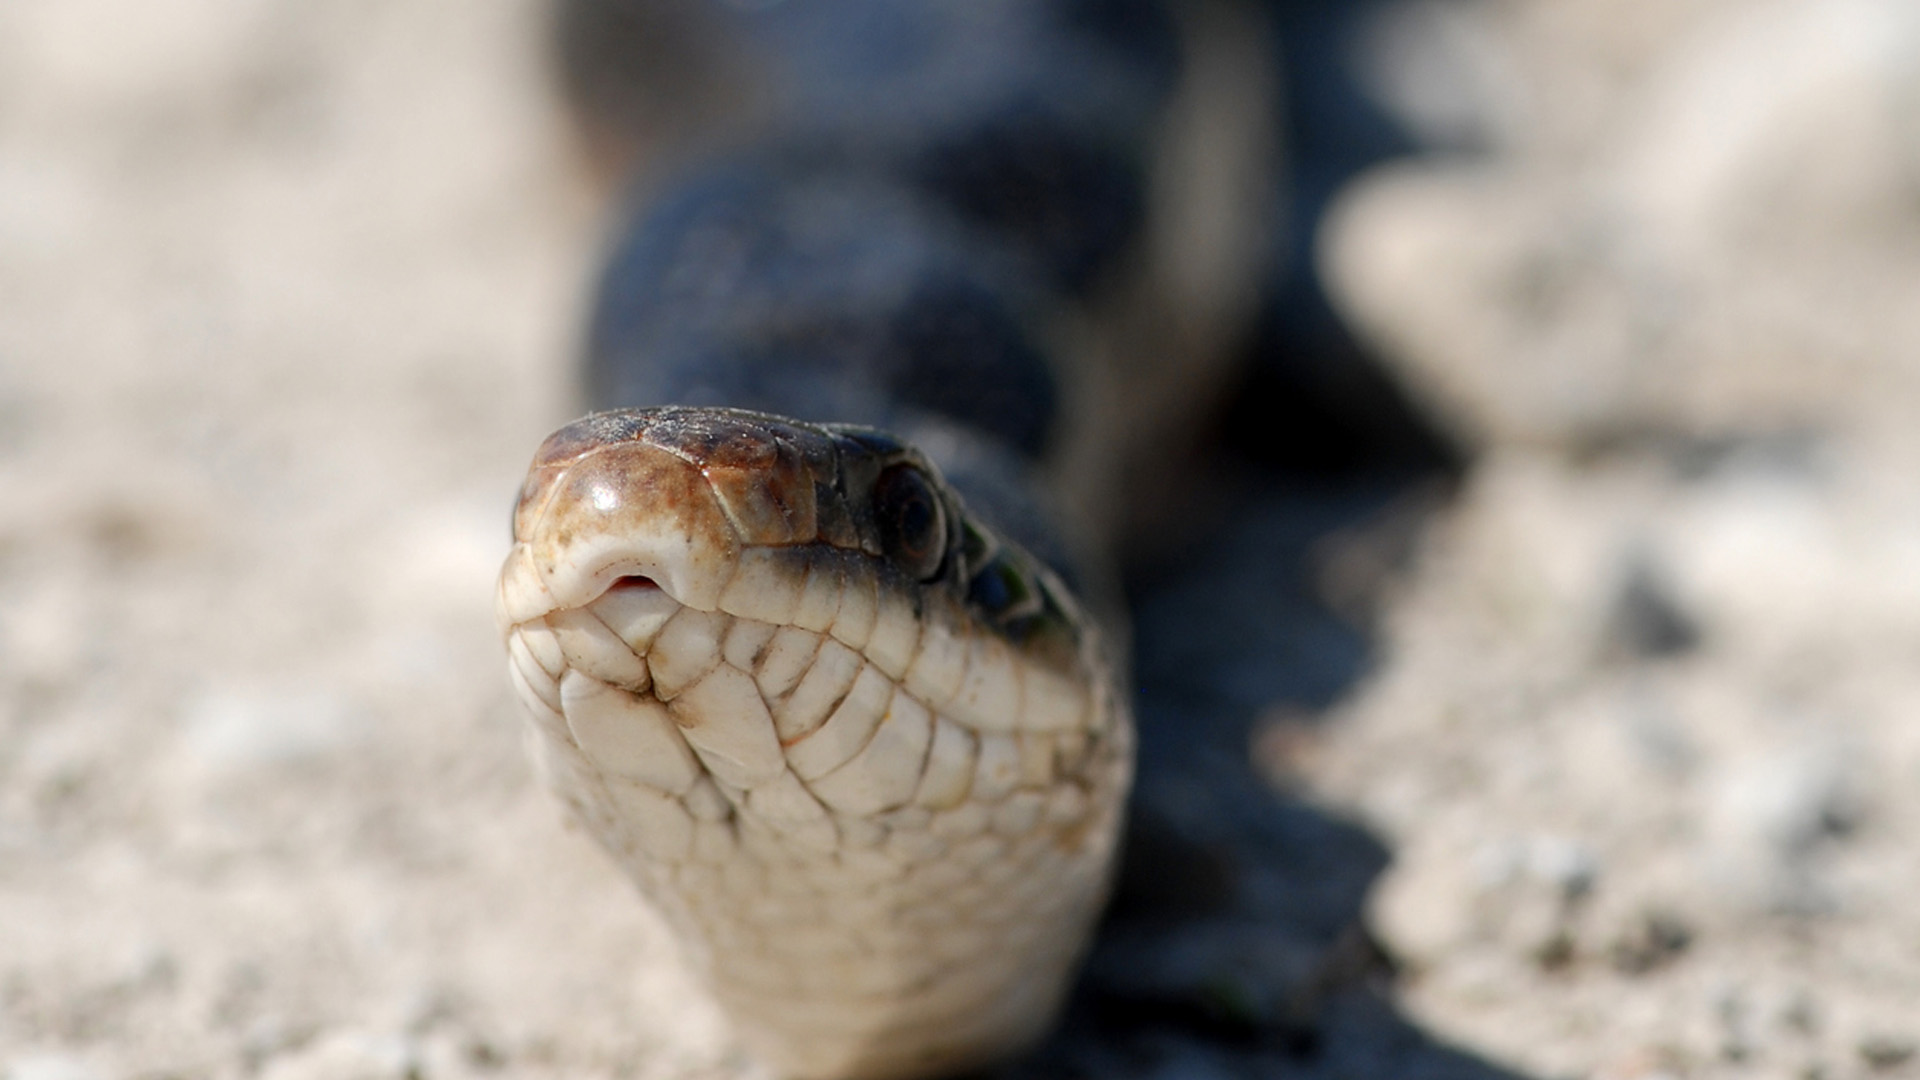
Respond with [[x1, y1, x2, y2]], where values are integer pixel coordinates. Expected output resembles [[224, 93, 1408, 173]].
[[1000, 472, 1528, 1080], [1006, 0, 1529, 1072]]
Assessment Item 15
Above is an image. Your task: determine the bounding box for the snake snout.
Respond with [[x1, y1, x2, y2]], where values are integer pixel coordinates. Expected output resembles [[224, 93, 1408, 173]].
[[512, 438, 744, 615]]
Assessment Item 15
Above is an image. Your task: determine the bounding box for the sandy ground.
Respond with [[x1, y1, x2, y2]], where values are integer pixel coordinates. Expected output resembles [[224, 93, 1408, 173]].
[[6, 2, 1920, 1079], [1317, 1, 1920, 1077], [0, 3, 751, 1076]]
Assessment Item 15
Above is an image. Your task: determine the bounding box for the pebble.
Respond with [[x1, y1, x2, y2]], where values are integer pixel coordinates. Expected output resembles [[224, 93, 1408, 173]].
[[258, 1032, 421, 1080], [1705, 737, 1861, 912], [1859, 1035, 1917, 1072], [8, 0, 265, 113], [1603, 551, 1701, 661], [2, 1054, 102, 1080], [176, 688, 369, 775], [1608, 909, 1693, 976]]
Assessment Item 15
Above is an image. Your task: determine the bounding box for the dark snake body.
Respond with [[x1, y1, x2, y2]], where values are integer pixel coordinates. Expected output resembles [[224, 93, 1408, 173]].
[[566, 0, 1186, 595]]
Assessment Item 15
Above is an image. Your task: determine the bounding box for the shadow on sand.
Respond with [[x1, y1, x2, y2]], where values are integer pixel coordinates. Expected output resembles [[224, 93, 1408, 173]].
[[1009, 0, 1528, 1066], [1002, 470, 1531, 1079]]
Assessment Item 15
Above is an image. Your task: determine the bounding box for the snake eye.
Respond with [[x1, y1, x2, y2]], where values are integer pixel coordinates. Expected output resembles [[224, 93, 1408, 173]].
[[873, 464, 947, 581]]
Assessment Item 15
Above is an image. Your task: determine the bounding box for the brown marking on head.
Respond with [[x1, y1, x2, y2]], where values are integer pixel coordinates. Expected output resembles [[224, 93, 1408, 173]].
[[518, 433, 741, 611], [514, 411, 659, 544], [703, 436, 818, 547], [633, 408, 846, 545], [532, 411, 655, 468]]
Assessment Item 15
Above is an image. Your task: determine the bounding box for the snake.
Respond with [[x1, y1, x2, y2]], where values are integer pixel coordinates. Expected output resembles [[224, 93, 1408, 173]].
[[498, 407, 1129, 1078], [495, 1, 1275, 1076]]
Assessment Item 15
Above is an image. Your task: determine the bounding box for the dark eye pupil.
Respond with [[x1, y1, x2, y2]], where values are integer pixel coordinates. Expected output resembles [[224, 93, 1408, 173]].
[[894, 495, 931, 551]]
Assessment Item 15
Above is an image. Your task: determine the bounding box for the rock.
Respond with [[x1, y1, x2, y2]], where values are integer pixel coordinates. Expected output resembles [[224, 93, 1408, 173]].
[[1705, 737, 1863, 913], [2, 1054, 102, 1080], [1323, 0, 1920, 450], [1859, 1034, 1918, 1072], [1602, 551, 1701, 662], [176, 688, 369, 776], [1607, 909, 1693, 976], [258, 1032, 421, 1080]]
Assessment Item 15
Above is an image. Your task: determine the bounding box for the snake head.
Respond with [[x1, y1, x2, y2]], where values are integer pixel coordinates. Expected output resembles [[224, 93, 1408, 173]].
[[502, 406, 963, 618], [495, 406, 1132, 1080]]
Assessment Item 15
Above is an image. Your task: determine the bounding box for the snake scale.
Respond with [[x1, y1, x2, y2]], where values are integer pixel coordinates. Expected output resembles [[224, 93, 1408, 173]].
[[497, 2, 1288, 1076]]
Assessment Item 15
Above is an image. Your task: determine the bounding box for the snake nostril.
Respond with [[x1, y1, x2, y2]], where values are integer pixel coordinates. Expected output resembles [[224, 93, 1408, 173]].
[[609, 574, 660, 591]]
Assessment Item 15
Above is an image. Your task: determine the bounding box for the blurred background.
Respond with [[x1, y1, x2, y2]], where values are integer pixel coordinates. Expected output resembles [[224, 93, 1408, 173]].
[[3, 1, 1920, 1078]]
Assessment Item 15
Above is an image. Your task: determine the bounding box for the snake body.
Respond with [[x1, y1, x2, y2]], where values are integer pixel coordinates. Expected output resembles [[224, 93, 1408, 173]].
[[496, 0, 1274, 1074]]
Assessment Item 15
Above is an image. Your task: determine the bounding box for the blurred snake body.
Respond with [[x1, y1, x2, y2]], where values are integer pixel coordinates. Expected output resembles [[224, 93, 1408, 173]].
[[497, 408, 1130, 1079]]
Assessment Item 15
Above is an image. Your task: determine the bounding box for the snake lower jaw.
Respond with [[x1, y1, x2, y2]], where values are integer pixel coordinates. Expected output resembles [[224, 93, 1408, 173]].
[[505, 607, 1130, 1078]]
